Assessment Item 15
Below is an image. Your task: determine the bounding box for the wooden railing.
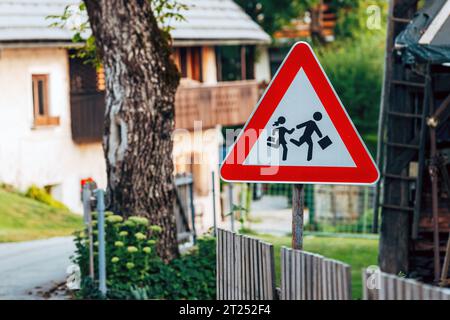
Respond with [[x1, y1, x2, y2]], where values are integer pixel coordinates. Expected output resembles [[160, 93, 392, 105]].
[[175, 80, 259, 130], [70, 80, 259, 143]]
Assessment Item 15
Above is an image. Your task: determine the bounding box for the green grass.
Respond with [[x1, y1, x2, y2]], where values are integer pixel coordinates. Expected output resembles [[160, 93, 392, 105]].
[[250, 233, 379, 300], [0, 188, 82, 242]]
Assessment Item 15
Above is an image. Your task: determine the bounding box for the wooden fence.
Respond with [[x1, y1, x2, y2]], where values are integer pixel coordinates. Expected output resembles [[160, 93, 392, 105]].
[[280, 247, 352, 300], [216, 229, 276, 300], [362, 269, 450, 300], [216, 230, 450, 300]]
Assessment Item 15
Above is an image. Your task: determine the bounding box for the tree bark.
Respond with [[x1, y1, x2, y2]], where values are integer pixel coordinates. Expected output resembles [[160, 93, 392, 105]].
[[84, 0, 180, 261]]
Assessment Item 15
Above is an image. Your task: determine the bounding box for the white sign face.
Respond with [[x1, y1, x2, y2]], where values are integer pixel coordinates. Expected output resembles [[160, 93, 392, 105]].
[[244, 68, 356, 168]]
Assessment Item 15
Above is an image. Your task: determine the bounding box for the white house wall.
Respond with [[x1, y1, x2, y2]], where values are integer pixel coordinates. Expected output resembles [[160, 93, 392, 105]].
[[0, 47, 107, 213], [255, 45, 271, 83], [201, 46, 217, 84]]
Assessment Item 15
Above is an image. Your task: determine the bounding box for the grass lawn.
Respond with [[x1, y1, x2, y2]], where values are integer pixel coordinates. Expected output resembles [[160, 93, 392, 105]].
[[0, 188, 82, 242], [251, 233, 379, 300]]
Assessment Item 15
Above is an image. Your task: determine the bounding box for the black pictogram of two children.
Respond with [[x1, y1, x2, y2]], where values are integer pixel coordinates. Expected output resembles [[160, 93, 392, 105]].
[[267, 112, 333, 161]]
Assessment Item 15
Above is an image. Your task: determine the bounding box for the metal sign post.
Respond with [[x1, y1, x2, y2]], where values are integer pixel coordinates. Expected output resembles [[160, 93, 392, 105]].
[[212, 171, 217, 236], [188, 181, 197, 244], [229, 183, 235, 232], [95, 189, 107, 295], [292, 184, 304, 250]]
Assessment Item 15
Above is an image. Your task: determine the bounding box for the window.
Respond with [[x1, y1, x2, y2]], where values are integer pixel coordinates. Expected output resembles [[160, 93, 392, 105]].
[[32, 74, 59, 126], [173, 47, 203, 82], [216, 45, 255, 82]]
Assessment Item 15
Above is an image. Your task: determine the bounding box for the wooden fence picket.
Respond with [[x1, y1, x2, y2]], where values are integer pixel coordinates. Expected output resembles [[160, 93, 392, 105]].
[[361, 269, 450, 300], [279, 247, 352, 300], [216, 229, 276, 300]]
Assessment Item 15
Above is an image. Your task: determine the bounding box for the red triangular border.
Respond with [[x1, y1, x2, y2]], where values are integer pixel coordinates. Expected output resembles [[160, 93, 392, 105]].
[[220, 42, 379, 185]]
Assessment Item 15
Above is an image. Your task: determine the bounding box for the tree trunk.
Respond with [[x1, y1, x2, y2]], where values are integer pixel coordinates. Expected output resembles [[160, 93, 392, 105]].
[[84, 0, 180, 261]]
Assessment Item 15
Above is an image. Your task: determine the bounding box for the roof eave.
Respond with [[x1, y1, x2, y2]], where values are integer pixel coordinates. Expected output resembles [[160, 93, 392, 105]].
[[173, 38, 271, 47], [0, 40, 83, 49]]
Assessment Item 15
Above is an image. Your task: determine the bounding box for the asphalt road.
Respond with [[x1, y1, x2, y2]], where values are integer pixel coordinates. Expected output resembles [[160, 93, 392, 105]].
[[0, 237, 74, 300]]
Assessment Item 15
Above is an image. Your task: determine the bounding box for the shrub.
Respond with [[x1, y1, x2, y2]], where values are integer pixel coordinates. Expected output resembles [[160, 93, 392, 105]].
[[25, 185, 68, 210], [0, 183, 21, 194], [73, 214, 216, 300]]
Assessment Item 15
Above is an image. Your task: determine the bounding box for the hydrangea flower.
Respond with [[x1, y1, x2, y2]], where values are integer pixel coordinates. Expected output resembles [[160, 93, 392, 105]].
[[134, 232, 146, 241], [111, 257, 120, 263], [127, 246, 138, 253], [119, 231, 128, 237], [114, 241, 124, 247], [106, 215, 123, 224], [94, 241, 99, 246], [129, 216, 149, 226], [126, 262, 135, 269], [142, 247, 152, 254], [147, 240, 156, 245], [124, 220, 136, 227], [149, 225, 162, 233]]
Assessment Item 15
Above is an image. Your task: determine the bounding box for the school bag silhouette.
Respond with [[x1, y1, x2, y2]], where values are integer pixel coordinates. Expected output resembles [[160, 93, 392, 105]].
[[267, 132, 279, 148], [318, 135, 332, 150]]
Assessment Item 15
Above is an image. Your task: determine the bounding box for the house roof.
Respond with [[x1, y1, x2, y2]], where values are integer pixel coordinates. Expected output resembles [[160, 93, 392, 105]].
[[171, 0, 270, 45], [395, 0, 450, 64], [0, 0, 270, 47]]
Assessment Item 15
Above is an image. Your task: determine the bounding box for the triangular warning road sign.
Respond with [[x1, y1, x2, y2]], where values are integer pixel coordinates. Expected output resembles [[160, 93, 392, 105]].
[[220, 42, 379, 185]]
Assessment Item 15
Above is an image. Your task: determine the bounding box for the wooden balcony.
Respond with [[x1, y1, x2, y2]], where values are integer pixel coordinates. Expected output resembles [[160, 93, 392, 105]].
[[70, 81, 259, 143], [175, 80, 259, 130]]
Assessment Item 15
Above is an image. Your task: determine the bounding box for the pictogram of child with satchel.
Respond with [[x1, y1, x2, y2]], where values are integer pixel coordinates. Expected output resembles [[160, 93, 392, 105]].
[[267, 112, 333, 162]]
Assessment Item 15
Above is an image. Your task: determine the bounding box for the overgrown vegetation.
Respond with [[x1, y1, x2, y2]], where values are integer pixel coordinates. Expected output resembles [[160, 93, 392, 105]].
[[74, 214, 216, 300], [0, 185, 82, 242]]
